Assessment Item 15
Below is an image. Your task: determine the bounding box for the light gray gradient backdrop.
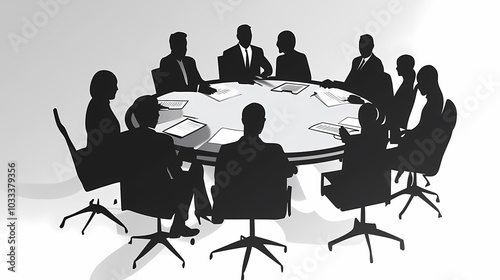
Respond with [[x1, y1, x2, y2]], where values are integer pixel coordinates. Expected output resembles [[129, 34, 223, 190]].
[[1, 1, 499, 280]]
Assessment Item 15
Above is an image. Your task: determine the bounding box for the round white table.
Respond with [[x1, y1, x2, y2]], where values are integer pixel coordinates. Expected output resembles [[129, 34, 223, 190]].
[[154, 79, 363, 165]]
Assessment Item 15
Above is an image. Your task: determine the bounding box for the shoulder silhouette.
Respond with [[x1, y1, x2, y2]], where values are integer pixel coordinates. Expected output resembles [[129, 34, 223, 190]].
[[275, 30, 311, 82], [159, 32, 215, 94], [219, 24, 273, 84]]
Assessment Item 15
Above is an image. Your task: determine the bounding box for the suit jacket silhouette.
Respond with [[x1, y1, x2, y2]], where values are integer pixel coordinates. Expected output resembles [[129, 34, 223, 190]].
[[221, 45, 272, 81], [118, 127, 184, 218], [159, 54, 206, 92], [276, 50, 311, 82], [213, 136, 295, 219], [341, 54, 384, 98]]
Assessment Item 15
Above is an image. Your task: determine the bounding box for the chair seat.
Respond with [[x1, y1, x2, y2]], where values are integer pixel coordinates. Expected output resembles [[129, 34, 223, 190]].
[[322, 170, 389, 211]]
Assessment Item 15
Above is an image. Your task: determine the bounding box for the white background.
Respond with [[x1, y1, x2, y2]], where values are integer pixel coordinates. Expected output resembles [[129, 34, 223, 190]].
[[1, 1, 499, 279]]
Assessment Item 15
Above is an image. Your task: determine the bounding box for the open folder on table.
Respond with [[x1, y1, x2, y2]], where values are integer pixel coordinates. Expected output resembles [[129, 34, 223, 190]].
[[163, 118, 206, 138], [271, 82, 309, 94], [312, 88, 350, 107], [207, 84, 241, 102]]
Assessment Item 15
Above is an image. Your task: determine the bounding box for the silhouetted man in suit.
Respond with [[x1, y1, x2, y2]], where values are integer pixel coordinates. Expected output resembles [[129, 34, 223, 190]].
[[220, 24, 273, 84], [321, 34, 385, 100], [275, 30, 311, 82], [213, 103, 297, 219], [119, 95, 204, 237], [159, 32, 216, 94]]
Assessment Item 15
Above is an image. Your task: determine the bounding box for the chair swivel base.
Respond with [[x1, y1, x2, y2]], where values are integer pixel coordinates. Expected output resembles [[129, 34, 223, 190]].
[[390, 172, 441, 219], [128, 218, 185, 269], [209, 220, 286, 280], [328, 212, 404, 263], [59, 199, 128, 235]]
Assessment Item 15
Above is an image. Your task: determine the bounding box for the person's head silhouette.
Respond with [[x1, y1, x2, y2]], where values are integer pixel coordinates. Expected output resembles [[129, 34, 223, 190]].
[[131, 96, 164, 129], [276, 30, 296, 54], [396, 54, 415, 77], [359, 34, 374, 58], [237, 24, 252, 49], [358, 103, 381, 130], [169, 32, 188, 60], [242, 103, 266, 136], [416, 65, 440, 97], [90, 70, 118, 100]]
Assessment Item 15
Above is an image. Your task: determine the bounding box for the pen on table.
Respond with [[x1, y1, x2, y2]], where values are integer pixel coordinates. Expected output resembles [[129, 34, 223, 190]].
[[183, 115, 198, 119], [310, 92, 317, 97], [254, 81, 263, 87]]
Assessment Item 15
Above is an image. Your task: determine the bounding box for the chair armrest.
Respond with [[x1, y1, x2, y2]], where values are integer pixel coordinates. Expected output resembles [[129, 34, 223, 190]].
[[287, 186, 292, 217]]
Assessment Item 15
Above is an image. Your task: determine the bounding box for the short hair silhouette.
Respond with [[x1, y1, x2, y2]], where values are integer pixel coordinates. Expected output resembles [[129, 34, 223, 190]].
[[277, 30, 296, 53], [417, 65, 439, 95], [237, 24, 252, 48], [131, 95, 162, 127], [358, 103, 381, 128], [359, 34, 374, 58], [169, 32, 187, 49], [242, 103, 266, 135], [89, 70, 117, 99]]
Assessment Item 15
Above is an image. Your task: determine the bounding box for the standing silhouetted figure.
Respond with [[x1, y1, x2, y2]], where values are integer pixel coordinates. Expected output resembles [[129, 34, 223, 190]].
[[321, 34, 385, 101], [389, 54, 417, 143], [160, 32, 216, 94], [275, 30, 311, 82], [219, 24, 273, 84]]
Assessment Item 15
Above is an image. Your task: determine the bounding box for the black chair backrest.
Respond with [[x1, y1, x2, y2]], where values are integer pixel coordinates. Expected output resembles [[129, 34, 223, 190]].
[[217, 55, 229, 81], [151, 68, 170, 95], [417, 99, 457, 176], [212, 142, 289, 220], [53, 109, 120, 191]]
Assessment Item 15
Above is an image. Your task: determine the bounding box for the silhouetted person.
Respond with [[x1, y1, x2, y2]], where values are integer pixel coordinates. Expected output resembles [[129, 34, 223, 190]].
[[159, 32, 216, 94], [321, 34, 384, 101], [275, 30, 311, 82], [339, 103, 387, 178], [119, 95, 206, 237], [213, 103, 297, 221], [85, 70, 120, 151], [389, 54, 417, 143], [389, 65, 444, 181], [220, 24, 273, 84]]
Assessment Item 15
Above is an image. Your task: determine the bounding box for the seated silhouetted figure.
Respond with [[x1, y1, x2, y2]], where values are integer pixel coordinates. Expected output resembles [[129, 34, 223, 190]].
[[338, 103, 388, 184], [160, 32, 216, 94], [321, 34, 385, 101], [389, 54, 417, 143], [119, 95, 204, 238], [213, 102, 297, 219], [220, 24, 273, 84], [275, 30, 311, 82]]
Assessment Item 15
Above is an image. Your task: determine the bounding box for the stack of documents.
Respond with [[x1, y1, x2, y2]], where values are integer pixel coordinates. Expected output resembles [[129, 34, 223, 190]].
[[163, 118, 206, 138], [208, 85, 241, 102], [158, 100, 188, 109], [271, 82, 309, 94], [313, 88, 349, 107]]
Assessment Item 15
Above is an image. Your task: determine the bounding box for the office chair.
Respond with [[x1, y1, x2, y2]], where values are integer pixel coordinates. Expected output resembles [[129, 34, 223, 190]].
[[320, 116, 404, 263], [53, 108, 128, 235], [209, 144, 293, 280], [389, 100, 457, 219], [151, 68, 171, 96], [321, 170, 404, 263], [217, 55, 230, 81]]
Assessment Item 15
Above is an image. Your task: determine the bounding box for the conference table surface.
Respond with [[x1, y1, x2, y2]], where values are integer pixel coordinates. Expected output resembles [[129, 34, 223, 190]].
[[153, 79, 363, 166]]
